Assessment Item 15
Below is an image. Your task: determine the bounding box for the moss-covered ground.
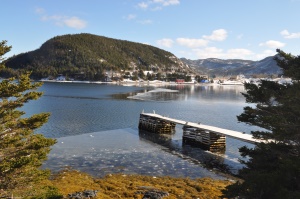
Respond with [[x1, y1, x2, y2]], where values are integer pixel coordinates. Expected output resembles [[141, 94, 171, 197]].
[[51, 169, 234, 199]]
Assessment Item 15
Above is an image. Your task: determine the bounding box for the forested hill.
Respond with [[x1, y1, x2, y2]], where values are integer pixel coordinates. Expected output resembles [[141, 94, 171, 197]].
[[4, 33, 186, 79]]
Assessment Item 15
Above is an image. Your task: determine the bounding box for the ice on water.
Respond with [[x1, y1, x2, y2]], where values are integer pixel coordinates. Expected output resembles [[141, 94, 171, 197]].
[[148, 88, 179, 93], [127, 88, 179, 101], [43, 128, 225, 179]]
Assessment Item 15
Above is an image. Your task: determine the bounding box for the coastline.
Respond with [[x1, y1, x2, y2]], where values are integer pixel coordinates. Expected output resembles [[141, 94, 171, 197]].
[[39, 76, 293, 86], [39, 79, 203, 85]]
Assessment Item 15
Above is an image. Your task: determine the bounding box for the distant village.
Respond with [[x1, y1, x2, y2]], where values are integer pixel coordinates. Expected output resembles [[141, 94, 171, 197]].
[[41, 69, 292, 86]]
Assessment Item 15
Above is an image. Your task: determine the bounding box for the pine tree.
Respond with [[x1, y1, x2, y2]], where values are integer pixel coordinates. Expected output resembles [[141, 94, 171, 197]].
[[223, 49, 300, 198], [0, 40, 11, 69], [0, 40, 59, 198]]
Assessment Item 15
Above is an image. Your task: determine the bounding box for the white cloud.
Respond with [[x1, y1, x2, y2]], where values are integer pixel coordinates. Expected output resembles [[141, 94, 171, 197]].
[[41, 15, 87, 29], [64, 17, 87, 29], [226, 48, 254, 59], [255, 50, 276, 60], [137, 0, 180, 10], [203, 29, 227, 41], [41, 15, 60, 21], [193, 47, 253, 59], [176, 38, 208, 48], [280, 29, 289, 36], [37, 8, 87, 29], [193, 47, 224, 59], [138, 19, 153, 24], [157, 38, 174, 48], [138, 2, 149, 9], [259, 40, 285, 48], [280, 29, 300, 39], [153, 0, 180, 6], [124, 14, 136, 20]]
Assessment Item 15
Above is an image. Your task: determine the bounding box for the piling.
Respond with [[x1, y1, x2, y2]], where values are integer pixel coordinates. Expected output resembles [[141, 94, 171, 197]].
[[139, 112, 260, 153], [182, 125, 226, 152], [138, 114, 175, 134]]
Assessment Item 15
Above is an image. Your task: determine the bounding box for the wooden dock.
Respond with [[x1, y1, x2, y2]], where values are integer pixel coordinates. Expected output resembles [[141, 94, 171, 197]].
[[139, 112, 263, 152]]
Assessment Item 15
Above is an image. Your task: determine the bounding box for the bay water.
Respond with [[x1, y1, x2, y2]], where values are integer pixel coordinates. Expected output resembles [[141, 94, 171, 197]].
[[23, 82, 257, 178]]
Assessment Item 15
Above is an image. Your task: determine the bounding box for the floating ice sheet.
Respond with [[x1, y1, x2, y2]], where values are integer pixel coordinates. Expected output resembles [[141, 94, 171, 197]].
[[128, 88, 179, 101], [148, 88, 179, 93]]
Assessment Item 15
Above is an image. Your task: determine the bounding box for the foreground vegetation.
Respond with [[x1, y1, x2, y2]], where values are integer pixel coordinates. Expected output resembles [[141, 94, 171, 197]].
[[1, 168, 233, 198], [223, 49, 300, 198], [0, 41, 57, 198], [50, 169, 233, 199]]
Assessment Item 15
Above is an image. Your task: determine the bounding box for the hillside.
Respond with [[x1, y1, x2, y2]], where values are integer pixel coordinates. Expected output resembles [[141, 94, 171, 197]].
[[181, 56, 282, 77], [3, 33, 187, 80]]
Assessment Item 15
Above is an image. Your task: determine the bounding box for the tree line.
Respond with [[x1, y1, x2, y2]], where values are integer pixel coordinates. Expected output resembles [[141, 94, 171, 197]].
[[3, 33, 182, 80]]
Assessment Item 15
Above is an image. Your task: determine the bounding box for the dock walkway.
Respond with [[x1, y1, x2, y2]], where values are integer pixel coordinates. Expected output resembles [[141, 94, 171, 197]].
[[141, 112, 261, 144]]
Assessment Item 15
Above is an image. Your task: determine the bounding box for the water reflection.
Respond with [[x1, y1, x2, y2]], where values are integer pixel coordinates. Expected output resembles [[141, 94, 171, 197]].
[[138, 129, 234, 173], [120, 84, 246, 103]]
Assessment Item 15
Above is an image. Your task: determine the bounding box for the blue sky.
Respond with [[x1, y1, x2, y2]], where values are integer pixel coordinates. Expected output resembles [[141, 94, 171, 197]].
[[2, 0, 300, 61]]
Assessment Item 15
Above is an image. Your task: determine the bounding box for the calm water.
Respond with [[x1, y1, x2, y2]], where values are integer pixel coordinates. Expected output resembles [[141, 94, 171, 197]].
[[23, 82, 257, 178]]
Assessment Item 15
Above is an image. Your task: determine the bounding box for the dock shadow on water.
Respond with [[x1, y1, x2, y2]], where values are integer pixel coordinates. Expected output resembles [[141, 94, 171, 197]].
[[138, 129, 232, 174]]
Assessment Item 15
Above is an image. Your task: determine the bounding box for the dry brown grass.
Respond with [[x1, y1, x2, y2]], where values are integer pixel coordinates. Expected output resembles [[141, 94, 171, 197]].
[[51, 169, 233, 199]]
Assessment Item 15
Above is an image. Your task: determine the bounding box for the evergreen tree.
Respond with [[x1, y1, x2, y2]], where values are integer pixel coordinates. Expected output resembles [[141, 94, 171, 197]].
[[0, 41, 11, 69], [0, 40, 59, 198], [223, 49, 300, 198]]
